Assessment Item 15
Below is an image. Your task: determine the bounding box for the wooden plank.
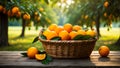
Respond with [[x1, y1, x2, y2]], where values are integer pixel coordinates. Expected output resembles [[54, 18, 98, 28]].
[[0, 51, 120, 68]]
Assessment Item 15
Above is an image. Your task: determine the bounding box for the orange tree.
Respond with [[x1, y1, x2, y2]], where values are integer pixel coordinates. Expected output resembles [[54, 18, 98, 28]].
[[65, 0, 104, 38], [20, 0, 58, 37], [0, 0, 58, 46], [65, 0, 120, 45], [56, 0, 120, 45]]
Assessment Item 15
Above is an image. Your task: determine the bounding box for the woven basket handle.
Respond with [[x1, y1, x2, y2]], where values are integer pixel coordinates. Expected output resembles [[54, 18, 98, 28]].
[[39, 28, 44, 36]]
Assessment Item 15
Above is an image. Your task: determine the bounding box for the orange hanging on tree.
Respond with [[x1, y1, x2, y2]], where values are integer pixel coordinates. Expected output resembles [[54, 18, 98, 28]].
[[104, 1, 109, 8]]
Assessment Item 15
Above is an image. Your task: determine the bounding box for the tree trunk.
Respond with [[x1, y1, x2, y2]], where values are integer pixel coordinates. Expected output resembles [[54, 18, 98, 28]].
[[20, 19, 26, 37], [0, 13, 9, 46], [115, 36, 120, 46], [95, 13, 101, 39]]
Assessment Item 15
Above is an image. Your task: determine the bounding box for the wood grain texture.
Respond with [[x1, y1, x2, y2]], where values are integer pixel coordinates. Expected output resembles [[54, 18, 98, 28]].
[[0, 51, 120, 68]]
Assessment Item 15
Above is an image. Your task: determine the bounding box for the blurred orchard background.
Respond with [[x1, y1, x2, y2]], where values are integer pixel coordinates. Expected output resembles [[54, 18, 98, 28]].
[[0, 0, 120, 51]]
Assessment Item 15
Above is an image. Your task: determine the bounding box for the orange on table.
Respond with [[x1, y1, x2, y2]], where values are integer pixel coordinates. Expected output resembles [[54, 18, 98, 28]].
[[46, 31, 58, 40], [73, 25, 81, 31], [69, 31, 78, 39], [99, 46, 110, 57], [27, 47, 39, 59], [55, 26, 64, 34], [77, 30, 86, 35], [86, 30, 96, 37], [48, 24, 58, 31], [59, 30, 70, 40], [35, 54, 46, 60], [64, 23, 72, 33]]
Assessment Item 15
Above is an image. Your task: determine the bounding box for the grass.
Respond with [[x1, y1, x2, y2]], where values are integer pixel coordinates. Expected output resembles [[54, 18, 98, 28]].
[[94, 28, 120, 51], [0, 26, 120, 51], [0, 26, 44, 51]]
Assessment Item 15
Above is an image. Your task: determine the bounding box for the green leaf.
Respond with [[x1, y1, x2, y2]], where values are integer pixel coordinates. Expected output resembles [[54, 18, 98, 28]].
[[21, 52, 27, 57], [73, 35, 83, 40], [40, 35, 47, 40], [41, 59, 49, 64], [46, 55, 53, 62], [73, 35, 91, 40], [50, 36, 61, 40], [32, 36, 38, 43], [44, 0, 49, 4], [39, 51, 46, 54], [41, 54, 53, 64], [82, 35, 91, 40]]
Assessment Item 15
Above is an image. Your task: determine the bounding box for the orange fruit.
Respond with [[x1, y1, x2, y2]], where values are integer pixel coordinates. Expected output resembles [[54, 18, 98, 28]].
[[73, 25, 81, 31], [23, 13, 31, 20], [104, 12, 107, 17], [27, 47, 39, 59], [7, 10, 11, 17], [86, 30, 96, 37], [69, 31, 78, 39], [37, 16, 41, 21], [34, 11, 38, 15], [104, 1, 109, 8], [27, 14, 31, 20], [35, 54, 46, 60], [43, 29, 51, 37], [109, 14, 113, 19], [48, 24, 58, 31], [77, 30, 86, 35], [64, 23, 72, 33], [12, 6, 19, 14], [55, 26, 64, 34], [3, 8, 7, 14], [39, 8, 44, 12], [34, 16, 38, 20], [16, 11, 21, 17], [99, 46, 110, 57], [92, 21, 96, 26], [59, 30, 70, 40], [0, 5, 4, 12], [84, 15, 88, 19], [46, 31, 58, 40]]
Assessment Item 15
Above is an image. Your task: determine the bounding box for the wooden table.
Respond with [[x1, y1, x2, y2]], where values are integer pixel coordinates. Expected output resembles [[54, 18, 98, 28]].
[[0, 51, 120, 68]]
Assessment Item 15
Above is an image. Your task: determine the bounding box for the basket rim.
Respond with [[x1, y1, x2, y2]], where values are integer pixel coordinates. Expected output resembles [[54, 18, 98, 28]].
[[38, 36, 97, 43]]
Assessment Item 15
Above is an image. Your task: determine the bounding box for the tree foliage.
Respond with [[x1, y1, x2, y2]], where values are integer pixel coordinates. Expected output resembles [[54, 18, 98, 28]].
[[0, 0, 58, 27], [65, 0, 120, 28]]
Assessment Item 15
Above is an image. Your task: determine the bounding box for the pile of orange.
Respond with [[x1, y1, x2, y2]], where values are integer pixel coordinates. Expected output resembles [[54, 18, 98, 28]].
[[42, 23, 96, 40], [0, 5, 21, 17], [0, 5, 7, 14], [8, 6, 21, 17]]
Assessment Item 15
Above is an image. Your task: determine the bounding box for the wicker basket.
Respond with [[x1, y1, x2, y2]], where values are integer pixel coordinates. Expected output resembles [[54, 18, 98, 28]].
[[39, 36, 97, 58]]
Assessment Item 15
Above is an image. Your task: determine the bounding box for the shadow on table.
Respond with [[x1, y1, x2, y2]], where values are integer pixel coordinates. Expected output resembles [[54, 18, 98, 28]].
[[98, 57, 110, 62], [53, 57, 96, 66]]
